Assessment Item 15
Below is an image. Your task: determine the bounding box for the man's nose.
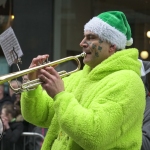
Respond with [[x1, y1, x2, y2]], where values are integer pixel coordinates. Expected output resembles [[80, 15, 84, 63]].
[[79, 38, 88, 48]]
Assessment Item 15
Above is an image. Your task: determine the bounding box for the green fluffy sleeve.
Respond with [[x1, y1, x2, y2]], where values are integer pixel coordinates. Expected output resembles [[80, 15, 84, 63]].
[[21, 85, 55, 128]]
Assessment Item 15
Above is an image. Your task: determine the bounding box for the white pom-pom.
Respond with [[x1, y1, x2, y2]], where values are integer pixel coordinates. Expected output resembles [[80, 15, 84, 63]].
[[126, 38, 133, 46]]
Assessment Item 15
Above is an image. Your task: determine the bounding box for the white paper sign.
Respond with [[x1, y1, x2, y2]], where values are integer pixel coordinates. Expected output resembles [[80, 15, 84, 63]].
[[0, 27, 23, 66]]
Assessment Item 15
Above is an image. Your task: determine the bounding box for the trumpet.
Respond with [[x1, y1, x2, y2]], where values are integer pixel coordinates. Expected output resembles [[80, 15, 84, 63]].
[[0, 52, 86, 93]]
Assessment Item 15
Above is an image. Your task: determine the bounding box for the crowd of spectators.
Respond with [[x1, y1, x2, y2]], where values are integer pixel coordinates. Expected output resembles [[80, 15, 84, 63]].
[[0, 79, 47, 150]]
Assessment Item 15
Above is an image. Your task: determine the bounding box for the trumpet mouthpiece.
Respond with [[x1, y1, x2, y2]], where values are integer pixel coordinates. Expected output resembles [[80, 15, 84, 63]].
[[81, 52, 86, 57]]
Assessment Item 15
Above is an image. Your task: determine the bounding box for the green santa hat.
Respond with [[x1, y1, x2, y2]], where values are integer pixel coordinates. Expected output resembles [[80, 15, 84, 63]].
[[84, 11, 133, 50]]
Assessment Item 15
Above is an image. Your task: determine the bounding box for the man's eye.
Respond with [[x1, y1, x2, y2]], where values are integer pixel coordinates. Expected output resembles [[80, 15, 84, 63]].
[[88, 36, 94, 40]]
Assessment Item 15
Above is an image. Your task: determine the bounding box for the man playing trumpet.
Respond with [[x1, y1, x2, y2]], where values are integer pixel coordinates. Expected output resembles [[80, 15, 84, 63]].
[[21, 11, 145, 150]]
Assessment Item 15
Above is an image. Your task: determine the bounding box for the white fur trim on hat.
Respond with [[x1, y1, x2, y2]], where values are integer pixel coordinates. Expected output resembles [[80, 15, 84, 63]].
[[126, 38, 133, 46], [84, 17, 127, 50]]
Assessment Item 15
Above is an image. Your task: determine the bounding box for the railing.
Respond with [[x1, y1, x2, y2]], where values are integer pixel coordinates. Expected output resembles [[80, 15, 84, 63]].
[[0, 132, 45, 150]]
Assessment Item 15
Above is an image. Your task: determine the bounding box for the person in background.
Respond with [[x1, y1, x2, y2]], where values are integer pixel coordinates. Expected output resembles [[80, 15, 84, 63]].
[[9, 80, 22, 105], [0, 103, 24, 150], [21, 11, 145, 150], [140, 60, 150, 150], [22, 75, 29, 84], [0, 84, 12, 112]]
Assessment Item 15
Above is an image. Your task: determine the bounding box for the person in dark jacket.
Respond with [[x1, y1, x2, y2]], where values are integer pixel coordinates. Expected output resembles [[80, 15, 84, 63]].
[[0, 103, 24, 150], [8, 80, 22, 104], [140, 60, 150, 150], [0, 84, 12, 112]]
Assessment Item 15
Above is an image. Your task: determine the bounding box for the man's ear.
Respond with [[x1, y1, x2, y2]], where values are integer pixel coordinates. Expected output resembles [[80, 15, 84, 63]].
[[109, 45, 117, 53]]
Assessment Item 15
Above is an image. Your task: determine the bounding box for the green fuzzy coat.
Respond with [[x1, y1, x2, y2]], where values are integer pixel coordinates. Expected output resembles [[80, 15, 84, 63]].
[[21, 48, 145, 150]]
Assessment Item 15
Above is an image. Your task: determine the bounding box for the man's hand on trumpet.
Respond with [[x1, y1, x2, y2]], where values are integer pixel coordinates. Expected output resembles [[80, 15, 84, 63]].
[[39, 66, 64, 98], [28, 54, 64, 98], [28, 54, 49, 81]]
